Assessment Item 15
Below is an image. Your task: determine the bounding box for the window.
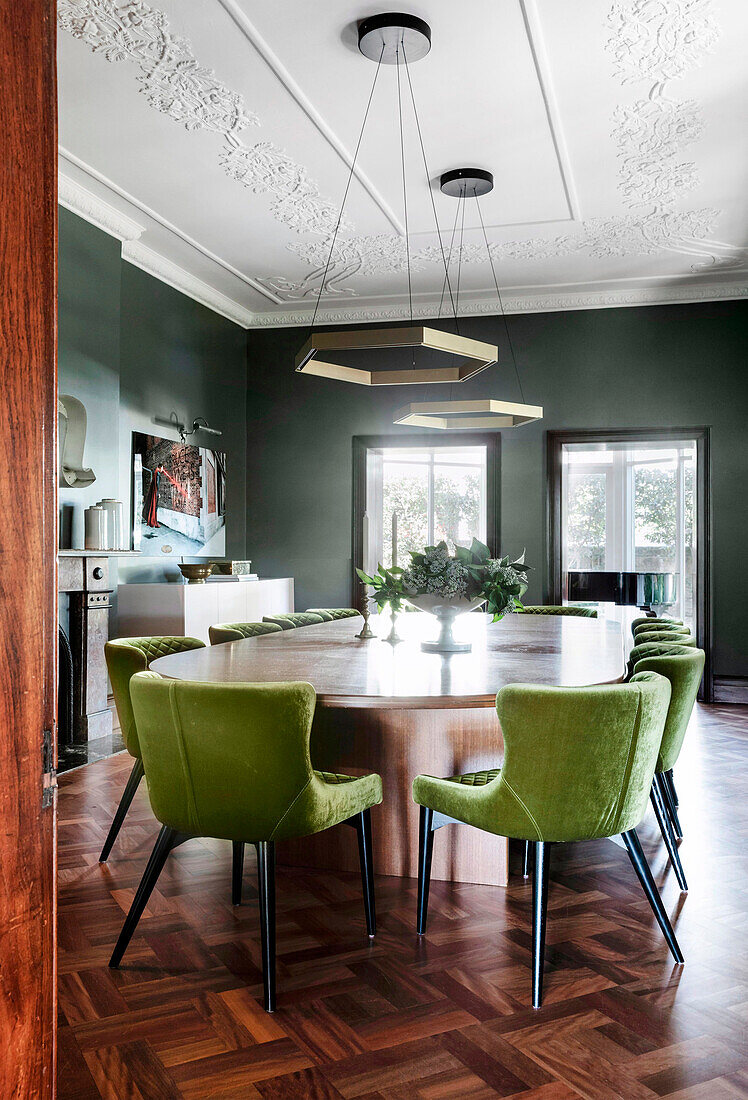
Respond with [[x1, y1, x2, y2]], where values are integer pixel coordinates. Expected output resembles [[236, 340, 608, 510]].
[[355, 437, 496, 576], [561, 439, 698, 625]]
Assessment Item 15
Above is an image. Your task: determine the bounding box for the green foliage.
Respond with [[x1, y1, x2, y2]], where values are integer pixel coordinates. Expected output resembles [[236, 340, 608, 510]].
[[355, 565, 407, 614], [359, 539, 529, 623]]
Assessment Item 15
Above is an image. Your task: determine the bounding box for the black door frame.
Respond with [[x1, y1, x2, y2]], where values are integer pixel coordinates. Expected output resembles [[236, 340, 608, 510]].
[[546, 427, 712, 701], [352, 432, 501, 607]]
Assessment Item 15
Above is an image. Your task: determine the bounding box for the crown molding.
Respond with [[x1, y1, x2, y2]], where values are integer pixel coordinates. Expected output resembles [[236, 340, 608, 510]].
[[58, 173, 144, 242], [247, 279, 748, 327], [121, 240, 256, 328]]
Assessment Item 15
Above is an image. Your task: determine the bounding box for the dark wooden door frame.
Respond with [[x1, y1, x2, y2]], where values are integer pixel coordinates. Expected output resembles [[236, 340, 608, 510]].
[[352, 433, 501, 606], [0, 1, 58, 1095], [546, 428, 712, 701]]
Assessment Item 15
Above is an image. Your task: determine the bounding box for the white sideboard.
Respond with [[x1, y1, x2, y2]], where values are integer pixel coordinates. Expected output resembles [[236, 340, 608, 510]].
[[116, 578, 294, 644]]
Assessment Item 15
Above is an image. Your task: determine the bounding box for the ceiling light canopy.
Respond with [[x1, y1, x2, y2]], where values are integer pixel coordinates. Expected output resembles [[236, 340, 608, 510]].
[[357, 12, 431, 63]]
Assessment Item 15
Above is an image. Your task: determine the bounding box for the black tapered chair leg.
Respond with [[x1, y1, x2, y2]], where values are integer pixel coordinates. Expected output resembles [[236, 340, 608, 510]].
[[109, 825, 181, 967], [621, 828, 684, 964], [416, 806, 435, 935], [523, 840, 532, 878], [657, 771, 683, 840], [531, 841, 551, 1009], [232, 841, 245, 906], [650, 782, 688, 892], [256, 840, 276, 1012], [99, 757, 145, 862], [354, 809, 376, 937], [665, 768, 679, 807]]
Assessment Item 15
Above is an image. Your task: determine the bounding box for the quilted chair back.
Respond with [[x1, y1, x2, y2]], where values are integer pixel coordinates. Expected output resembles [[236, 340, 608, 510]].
[[516, 605, 597, 618], [209, 622, 282, 645], [632, 648, 705, 772], [105, 636, 205, 757]]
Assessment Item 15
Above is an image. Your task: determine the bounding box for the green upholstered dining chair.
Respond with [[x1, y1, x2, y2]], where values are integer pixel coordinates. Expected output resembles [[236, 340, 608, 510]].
[[262, 612, 325, 630], [516, 605, 598, 618], [627, 639, 696, 680], [633, 647, 705, 888], [305, 607, 359, 620], [101, 636, 206, 862], [636, 631, 695, 648], [631, 617, 683, 634], [209, 621, 282, 645], [109, 674, 383, 1012], [412, 673, 680, 1008], [633, 622, 690, 640]]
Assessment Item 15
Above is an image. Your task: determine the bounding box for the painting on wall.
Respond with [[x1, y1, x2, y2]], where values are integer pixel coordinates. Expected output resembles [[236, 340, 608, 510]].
[[132, 432, 226, 556]]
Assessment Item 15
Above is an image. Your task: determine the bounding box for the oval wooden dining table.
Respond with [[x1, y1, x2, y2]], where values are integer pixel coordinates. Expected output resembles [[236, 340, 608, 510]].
[[151, 613, 627, 887]]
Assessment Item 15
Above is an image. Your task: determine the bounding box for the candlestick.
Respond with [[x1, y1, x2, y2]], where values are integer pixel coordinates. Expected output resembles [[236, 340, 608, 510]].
[[356, 583, 376, 639], [391, 511, 398, 569]]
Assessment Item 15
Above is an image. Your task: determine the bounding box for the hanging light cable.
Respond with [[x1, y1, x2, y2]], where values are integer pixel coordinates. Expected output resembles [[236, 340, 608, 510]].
[[393, 168, 543, 429], [294, 14, 498, 387]]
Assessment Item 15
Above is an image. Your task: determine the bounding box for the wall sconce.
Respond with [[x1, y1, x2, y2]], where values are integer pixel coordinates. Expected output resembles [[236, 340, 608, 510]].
[[178, 416, 223, 444]]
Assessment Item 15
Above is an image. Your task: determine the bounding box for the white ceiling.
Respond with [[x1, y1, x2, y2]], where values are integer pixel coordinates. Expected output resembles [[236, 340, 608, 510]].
[[58, 0, 748, 327]]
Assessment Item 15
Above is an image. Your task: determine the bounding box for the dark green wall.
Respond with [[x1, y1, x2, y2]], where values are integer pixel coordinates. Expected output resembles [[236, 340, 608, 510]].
[[58, 209, 121, 550], [246, 302, 748, 679], [58, 208, 247, 596]]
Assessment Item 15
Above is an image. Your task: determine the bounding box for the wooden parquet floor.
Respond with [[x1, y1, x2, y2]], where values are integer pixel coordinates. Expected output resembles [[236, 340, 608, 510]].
[[58, 703, 748, 1100]]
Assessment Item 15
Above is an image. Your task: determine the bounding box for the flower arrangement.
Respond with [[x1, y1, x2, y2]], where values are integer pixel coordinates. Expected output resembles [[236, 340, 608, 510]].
[[357, 538, 529, 622]]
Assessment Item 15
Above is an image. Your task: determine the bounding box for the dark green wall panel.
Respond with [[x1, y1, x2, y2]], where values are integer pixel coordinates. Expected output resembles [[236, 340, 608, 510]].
[[246, 303, 748, 677], [58, 209, 247, 600]]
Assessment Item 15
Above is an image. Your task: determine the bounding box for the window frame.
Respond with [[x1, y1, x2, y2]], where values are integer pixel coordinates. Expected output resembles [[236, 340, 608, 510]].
[[352, 432, 501, 602], [547, 427, 711, 700]]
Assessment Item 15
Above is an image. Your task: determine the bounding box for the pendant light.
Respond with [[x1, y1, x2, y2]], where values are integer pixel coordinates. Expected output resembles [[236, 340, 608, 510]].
[[294, 14, 499, 386], [392, 168, 543, 429]]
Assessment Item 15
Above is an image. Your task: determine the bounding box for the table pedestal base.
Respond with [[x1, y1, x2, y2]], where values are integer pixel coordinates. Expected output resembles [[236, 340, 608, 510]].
[[278, 705, 508, 887]]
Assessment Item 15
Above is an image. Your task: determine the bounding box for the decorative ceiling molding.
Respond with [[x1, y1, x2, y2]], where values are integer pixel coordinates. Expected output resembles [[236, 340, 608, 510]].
[[58, 173, 144, 241], [214, 0, 404, 235], [249, 279, 748, 328], [57, 0, 748, 326], [264, 0, 745, 301], [605, 0, 720, 84], [258, 208, 727, 300], [59, 147, 284, 305], [58, 0, 346, 239], [121, 239, 255, 327]]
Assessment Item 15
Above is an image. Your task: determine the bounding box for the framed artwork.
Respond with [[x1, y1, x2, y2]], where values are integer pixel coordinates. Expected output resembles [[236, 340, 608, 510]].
[[131, 432, 226, 556]]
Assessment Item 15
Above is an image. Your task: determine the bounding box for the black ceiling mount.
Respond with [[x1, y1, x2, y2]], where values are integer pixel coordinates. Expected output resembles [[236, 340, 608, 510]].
[[440, 168, 494, 198], [358, 13, 432, 64]]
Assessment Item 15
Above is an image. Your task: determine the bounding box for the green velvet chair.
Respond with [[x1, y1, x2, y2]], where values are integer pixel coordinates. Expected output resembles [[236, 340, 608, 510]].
[[413, 673, 681, 1008], [262, 612, 325, 630], [109, 674, 383, 1012], [631, 616, 683, 634], [633, 647, 705, 886], [101, 636, 206, 862], [209, 621, 282, 645], [627, 639, 695, 677], [516, 605, 597, 618], [633, 622, 690, 640], [635, 631, 695, 648], [305, 608, 360, 621]]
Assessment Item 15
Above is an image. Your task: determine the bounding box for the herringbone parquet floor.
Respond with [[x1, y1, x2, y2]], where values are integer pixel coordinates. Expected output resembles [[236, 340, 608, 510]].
[[58, 704, 748, 1099]]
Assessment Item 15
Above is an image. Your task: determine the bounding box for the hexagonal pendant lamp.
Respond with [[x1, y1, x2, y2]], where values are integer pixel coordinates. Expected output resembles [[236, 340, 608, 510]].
[[295, 12, 542, 430]]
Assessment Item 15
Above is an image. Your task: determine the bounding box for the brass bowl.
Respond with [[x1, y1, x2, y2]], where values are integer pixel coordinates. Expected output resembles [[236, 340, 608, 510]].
[[178, 563, 215, 584]]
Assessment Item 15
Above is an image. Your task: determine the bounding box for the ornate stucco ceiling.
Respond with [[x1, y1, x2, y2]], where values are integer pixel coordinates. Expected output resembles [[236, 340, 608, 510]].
[[58, 0, 748, 327]]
